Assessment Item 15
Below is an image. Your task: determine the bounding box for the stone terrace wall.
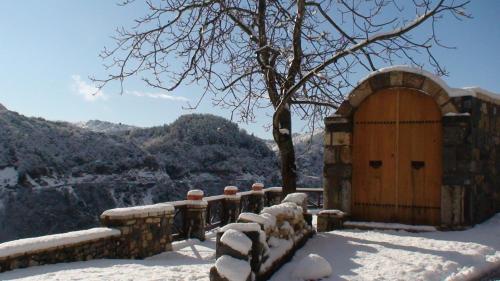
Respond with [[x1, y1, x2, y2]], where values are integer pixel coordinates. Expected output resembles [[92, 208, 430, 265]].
[[100, 203, 175, 259], [0, 228, 120, 272], [0, 185, 301, 273], [450, 96, 500, 225]]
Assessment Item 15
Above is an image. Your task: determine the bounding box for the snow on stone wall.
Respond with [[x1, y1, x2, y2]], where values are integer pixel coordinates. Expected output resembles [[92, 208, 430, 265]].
[[0, 228, 120, 259]]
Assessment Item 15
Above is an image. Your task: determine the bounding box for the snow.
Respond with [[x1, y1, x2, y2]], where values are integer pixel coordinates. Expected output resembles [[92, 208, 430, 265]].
[[220, 229, 252, 255], [252, 183, 264, 188], [238, 213, 276, 231], [444, 112, 471, 116], [291, 254, 332, 280], [0, 237, 217, 281], [171, 200, 208, 207], [260, 238, 294, 273], [272, 213, 500, 281], [187, 189, 204, 197], [282, 193, 307, 206], [0, 167, 18, 187], [224, 186, 238, 192], [344, 221, 437, 232], [100, 203, 174, 218], [264, 186, 283, 192], [450, 87, 500, 103], [0, 228, 120, 258], [215, 255, 251, 281], [319, 209, 346, 217], [259, 213, 277, 229], [262, 202, 303, 218], [2, 214, 500, 281], [220, 223, 262, 233], [356, 65, 500, 104], [204, 195, 226, 201], [279, 128, 290, 135]]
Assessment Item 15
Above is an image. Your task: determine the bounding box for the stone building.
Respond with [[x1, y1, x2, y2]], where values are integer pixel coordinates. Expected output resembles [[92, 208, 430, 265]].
[[323, 66, 499, 228]]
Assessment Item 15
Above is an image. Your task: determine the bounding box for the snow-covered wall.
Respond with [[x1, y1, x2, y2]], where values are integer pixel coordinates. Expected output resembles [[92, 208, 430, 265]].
[[0, 228, 120, 273]]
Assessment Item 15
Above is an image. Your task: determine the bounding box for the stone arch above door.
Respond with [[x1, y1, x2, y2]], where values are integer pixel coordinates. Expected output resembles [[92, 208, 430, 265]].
[[336, 66, 459, 117]]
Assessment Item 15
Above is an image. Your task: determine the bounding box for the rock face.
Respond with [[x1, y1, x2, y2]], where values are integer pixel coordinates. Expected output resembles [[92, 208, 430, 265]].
[[0, 110, 281, 242], [0, 103, 6, 111]]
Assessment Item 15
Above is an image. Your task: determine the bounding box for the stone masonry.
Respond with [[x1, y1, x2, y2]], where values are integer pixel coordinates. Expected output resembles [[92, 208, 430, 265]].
[[324, 66, 500, 228]]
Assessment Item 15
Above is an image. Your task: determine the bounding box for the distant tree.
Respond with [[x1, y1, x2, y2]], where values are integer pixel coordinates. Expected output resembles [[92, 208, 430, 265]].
[[94, 0, 469, 195]]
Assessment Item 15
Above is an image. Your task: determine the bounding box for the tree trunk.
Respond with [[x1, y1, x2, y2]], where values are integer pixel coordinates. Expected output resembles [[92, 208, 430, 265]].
[[273, 106, 297, 196]]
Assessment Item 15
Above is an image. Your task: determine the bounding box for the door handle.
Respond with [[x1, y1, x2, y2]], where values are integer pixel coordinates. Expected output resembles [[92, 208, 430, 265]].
[[369, 160, 382, 169], [411, 161, 425, 170]]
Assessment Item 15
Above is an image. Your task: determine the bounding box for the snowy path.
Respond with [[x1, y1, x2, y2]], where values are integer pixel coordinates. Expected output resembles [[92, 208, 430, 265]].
[[272, 214, 500, 281], [1, 214, 499, 281]]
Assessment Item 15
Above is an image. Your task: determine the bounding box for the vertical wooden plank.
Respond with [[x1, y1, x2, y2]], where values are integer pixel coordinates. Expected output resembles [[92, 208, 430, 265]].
[[398, 88, 442, 225], [352, 88, 398, 222]]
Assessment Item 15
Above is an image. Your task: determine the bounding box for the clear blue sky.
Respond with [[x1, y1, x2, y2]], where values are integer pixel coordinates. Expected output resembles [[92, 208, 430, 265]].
[[0, 1, 499, 139]]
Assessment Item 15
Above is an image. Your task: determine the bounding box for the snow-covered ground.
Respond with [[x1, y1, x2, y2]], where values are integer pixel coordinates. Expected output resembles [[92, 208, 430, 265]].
[[1, 214, 499, 281], [273, 213, 500, 281]]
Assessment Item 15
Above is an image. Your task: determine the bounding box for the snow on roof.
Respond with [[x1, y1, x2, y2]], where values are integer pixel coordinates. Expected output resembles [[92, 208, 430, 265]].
[[101, 203, 175, 219], [215, 255, 251, 281], [359, 65, 451, 92], [450, 87, 500, 104], [356, 65, 500, 104], [220, 229, 252, 255], [0, 228, 120, 258]]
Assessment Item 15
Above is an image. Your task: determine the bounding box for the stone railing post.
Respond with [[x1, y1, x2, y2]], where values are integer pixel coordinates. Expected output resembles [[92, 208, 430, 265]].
[[100, 204, 174, 259], [221, 186, 241, 225], [248, 183, 265, 213], [183, 189, 208, 241], [264, 187, 283, 206]]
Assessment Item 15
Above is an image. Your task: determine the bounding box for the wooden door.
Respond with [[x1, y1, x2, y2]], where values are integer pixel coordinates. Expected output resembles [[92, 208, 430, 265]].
[[351, 88, 442, 225]]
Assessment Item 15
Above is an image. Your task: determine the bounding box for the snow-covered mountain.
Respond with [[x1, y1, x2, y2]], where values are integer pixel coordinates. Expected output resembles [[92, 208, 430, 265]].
[[74, 120, 138, 133], [265, 132, 324, 188], [0, 109, 281, 242]]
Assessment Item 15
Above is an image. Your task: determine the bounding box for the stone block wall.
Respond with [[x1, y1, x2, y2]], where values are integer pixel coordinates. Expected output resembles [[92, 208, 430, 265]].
[[450, 96, 500, 225], [100, 204, 175, 259], [0, 228, 120, 273], [0, 185, 302, 274], [323, 66, 499, 228], [323, 116, 352, 213]]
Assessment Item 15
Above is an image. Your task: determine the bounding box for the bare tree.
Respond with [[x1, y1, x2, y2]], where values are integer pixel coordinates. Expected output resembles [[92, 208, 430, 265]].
[[93, 0, 469, 195]]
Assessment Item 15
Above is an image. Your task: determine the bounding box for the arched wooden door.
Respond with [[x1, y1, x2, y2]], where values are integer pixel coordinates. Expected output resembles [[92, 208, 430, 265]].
[[351, 88, 442, 225]]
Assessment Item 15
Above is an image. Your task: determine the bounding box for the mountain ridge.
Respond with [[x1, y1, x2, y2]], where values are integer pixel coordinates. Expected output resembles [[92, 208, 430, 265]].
[[0, 109, 321, 242]]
